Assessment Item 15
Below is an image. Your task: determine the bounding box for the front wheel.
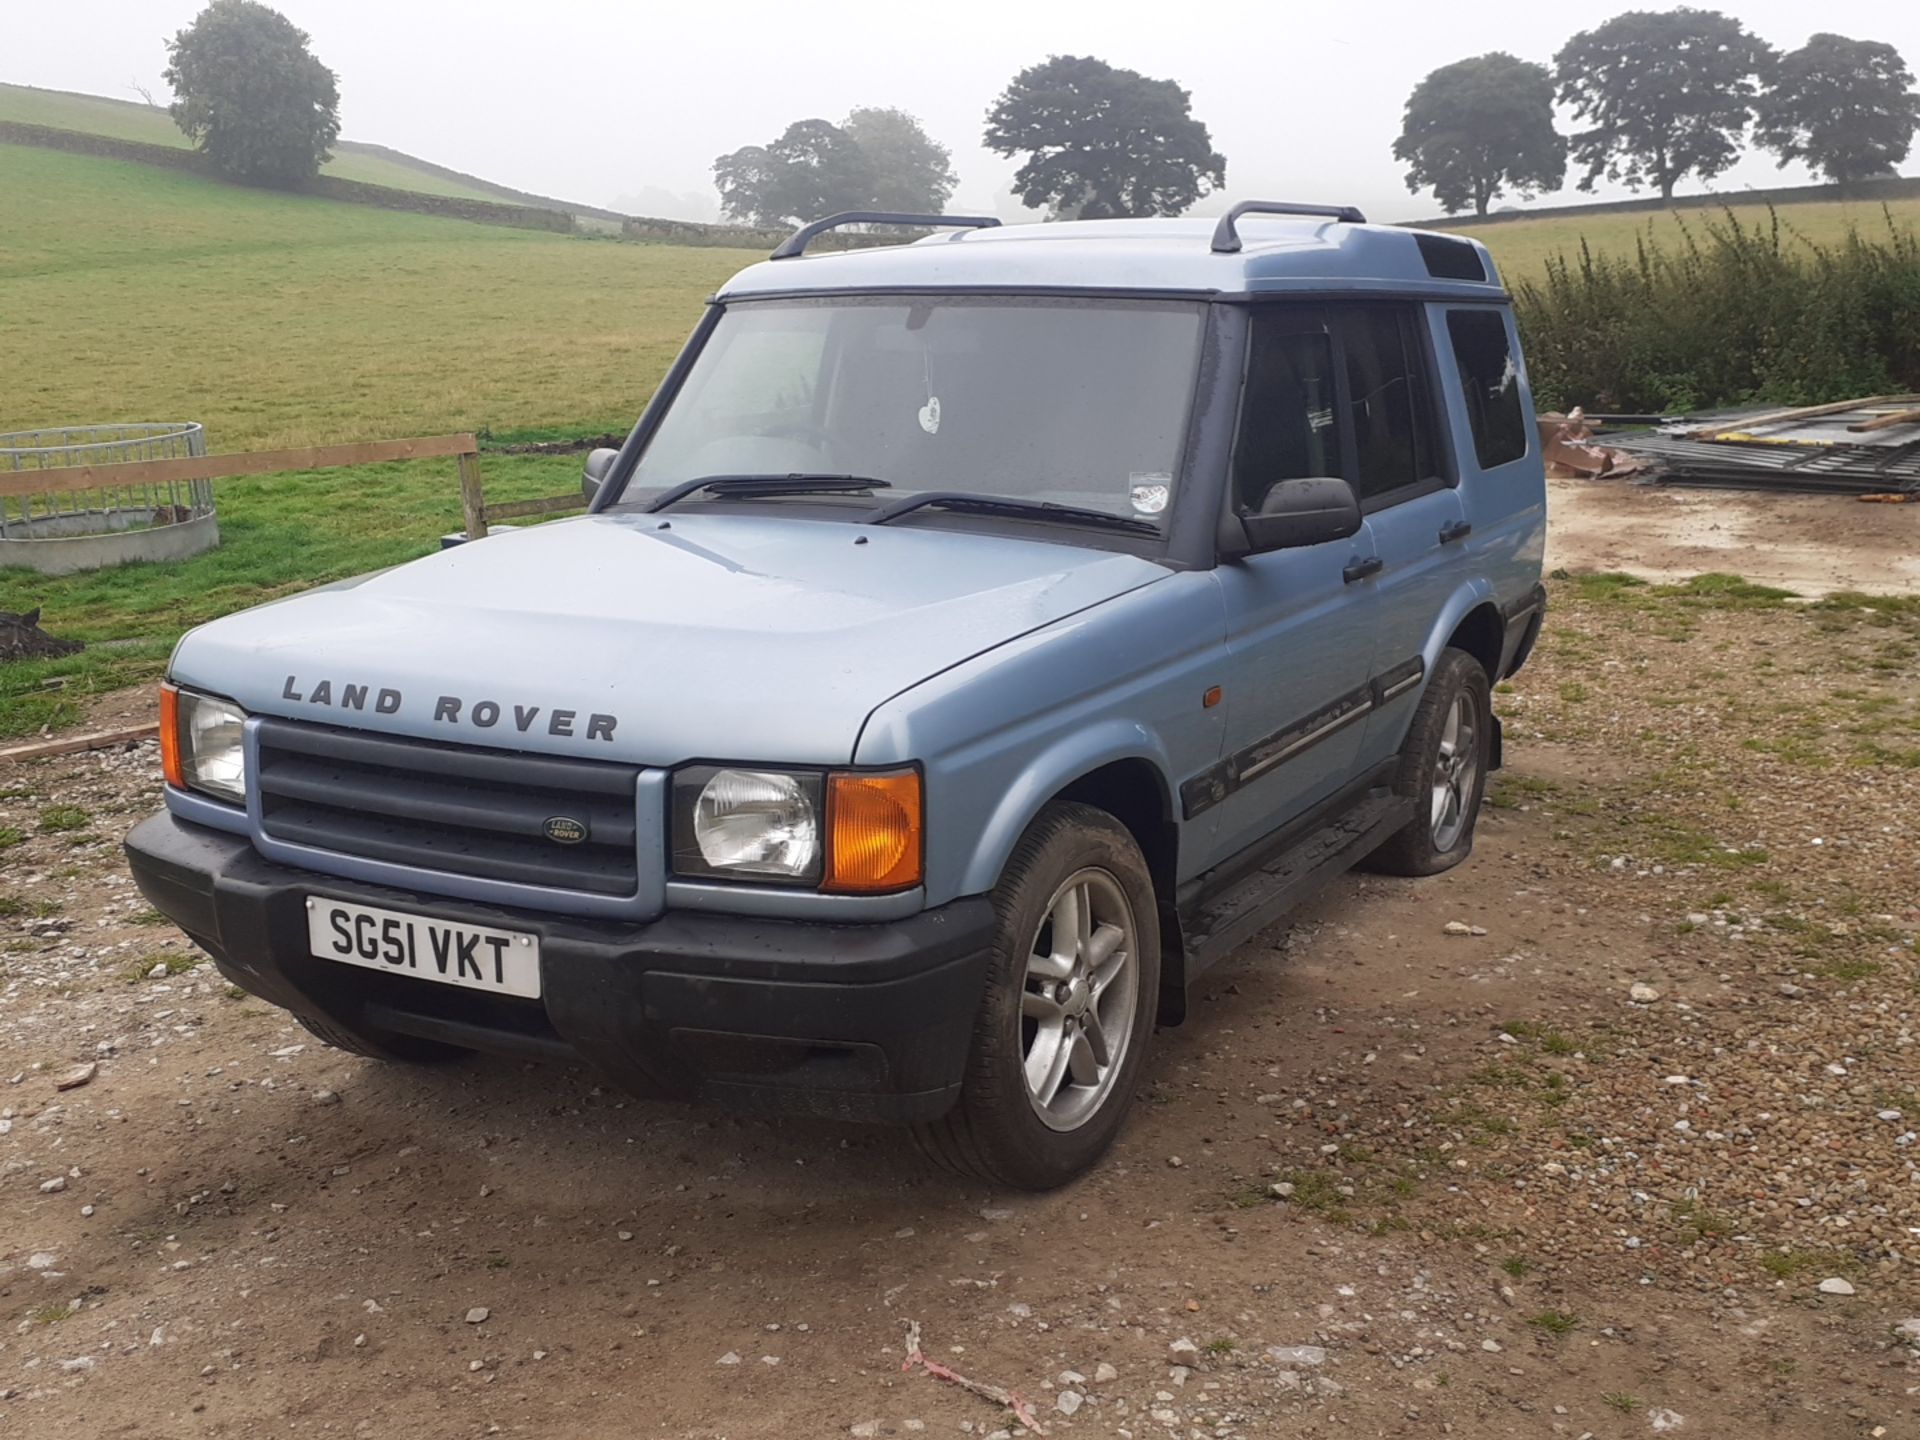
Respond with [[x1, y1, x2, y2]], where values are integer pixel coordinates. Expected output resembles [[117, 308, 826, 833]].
[[914, 802, 1160, 1190]]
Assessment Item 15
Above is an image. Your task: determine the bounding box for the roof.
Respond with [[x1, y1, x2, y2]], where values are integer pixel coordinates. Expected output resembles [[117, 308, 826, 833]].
[[716, 215, 1506, 301]]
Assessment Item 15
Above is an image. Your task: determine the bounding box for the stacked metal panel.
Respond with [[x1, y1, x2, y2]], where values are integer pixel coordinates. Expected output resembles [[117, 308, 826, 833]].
[[1604, 400, 1920, 496]]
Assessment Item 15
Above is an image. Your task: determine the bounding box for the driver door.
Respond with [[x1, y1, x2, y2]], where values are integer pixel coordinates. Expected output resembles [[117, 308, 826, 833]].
[[1198, 306, 1380, 873]]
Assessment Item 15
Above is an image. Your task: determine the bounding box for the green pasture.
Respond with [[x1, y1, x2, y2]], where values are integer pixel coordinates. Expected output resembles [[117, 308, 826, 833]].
[[0, 82, 509, 200], [1462, 195, 1920, 283], [0, 453, 587, 737], [0, 143, 756, 736], [2, 146, 754, 451]]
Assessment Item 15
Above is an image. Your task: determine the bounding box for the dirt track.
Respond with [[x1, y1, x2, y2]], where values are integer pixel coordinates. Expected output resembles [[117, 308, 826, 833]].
[[4, 518, 1919, 1438], [1547, 473, 1920, 596]]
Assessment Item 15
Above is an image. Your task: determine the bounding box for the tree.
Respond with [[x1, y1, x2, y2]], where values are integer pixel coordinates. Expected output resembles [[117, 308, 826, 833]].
[[714, 110, 956, 226], [842, 107, 958, 213], [713, 144, 784, 227], [1394, 54, 1566, 217], [712, 116, 912, 227], [1554, 9, 1773, 201], [164, 0, 339, 186], [764, 119, 876, 223], [1756, 34, 1920, 185], [984, 55, 1225, 219]]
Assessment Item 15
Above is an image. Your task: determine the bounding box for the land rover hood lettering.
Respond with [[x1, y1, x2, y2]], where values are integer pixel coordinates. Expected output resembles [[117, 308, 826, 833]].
[[165, 512, 1167, 765], [279, 677, 617, 742]]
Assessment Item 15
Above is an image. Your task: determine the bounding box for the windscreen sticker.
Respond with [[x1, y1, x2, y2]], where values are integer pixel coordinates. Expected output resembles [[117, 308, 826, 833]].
[[1130, 474, 1171, 515]]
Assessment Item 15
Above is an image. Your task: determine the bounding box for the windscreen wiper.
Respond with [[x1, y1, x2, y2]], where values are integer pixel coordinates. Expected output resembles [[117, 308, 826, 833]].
[[643, 474, 892, 513], [862, 490, 1161, 536]]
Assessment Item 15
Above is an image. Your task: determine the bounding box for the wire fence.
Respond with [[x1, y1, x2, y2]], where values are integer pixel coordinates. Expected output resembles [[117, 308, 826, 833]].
[[0, 424, 213, 538]]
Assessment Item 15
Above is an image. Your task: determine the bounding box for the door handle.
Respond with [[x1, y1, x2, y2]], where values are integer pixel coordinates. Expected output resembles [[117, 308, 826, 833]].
[[1343, 556, 1385, 584], [1438, 519, 1472, 545]]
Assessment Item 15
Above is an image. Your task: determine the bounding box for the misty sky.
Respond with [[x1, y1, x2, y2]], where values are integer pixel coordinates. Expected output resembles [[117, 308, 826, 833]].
[[8, 1, 1918, 222]]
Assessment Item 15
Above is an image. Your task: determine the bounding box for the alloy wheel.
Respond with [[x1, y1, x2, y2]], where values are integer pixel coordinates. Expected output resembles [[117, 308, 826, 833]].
[[1018, 867, 1140, 1132], [1430, 693, 1479, 852]]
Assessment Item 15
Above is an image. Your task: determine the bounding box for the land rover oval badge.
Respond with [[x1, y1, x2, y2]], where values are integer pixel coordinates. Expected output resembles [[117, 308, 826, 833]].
[[543, 815, 588, 845]]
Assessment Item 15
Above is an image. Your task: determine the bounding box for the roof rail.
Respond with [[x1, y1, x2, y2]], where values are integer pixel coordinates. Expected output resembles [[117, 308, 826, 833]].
[[770, 212, 1002, 261], [1210, 200, 1367, 254]]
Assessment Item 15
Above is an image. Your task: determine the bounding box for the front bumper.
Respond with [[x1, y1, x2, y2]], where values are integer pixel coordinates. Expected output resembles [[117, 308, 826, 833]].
[[126, 813, 994, 1123]]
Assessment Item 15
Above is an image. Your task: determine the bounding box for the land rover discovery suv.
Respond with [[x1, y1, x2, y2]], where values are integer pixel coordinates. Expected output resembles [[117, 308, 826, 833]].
[[127, 202, 1547, 1189]]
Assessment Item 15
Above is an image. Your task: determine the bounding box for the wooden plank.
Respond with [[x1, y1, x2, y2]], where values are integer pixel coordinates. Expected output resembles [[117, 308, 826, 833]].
[[457, 451, 488, 541], [0, 434, 478, 499], [482, 494, 587, 522], [1684, 396, 1908, 440], [1847, 408, 1920, 434], [0, 722, 159, 763]]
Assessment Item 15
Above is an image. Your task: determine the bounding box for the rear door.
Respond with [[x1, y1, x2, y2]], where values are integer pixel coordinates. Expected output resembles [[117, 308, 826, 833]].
[[1437, 303, 1546, 642], [1328, 303, 1465, 771], [1198, 305, 1380, 873]]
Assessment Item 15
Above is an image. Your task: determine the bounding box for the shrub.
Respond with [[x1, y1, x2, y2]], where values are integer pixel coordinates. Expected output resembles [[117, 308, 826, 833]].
[[1515, 206, 1920, 413]]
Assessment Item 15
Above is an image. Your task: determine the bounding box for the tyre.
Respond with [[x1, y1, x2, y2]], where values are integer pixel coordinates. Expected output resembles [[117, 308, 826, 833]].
[[1364, 646, 1493, 878], [914, 802, 1161, 1191], [294, 1013, 470, 1064]]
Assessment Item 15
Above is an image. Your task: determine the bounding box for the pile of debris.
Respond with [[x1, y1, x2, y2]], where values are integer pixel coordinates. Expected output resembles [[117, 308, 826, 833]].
[[1537, 409, 1646, 480], [1597, 394, 1920, 499]]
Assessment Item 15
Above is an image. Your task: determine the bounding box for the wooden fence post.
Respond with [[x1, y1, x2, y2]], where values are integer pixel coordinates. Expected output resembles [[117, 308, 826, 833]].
[[457, 449, 488, 541]]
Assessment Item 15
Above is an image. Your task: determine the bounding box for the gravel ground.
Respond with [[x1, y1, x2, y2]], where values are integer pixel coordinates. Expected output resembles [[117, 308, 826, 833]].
[[1, 571, 1918, 1438]]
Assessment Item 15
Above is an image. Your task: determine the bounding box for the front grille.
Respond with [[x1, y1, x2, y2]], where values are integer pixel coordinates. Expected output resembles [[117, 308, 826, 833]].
[[254, 717, 641, 896]]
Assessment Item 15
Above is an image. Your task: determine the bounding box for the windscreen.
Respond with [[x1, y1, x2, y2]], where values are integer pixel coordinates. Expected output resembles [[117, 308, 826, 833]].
[[627, 296, 1207, 529]]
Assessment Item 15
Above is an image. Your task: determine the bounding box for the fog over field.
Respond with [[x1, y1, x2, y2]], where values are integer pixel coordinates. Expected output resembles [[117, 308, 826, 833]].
[[7, 0, 1917, 222]]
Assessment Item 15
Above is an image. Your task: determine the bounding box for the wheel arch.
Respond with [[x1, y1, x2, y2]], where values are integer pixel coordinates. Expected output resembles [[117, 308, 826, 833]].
[[1052, 759, 1187, 1027], [957, 729, 1187, 1024], [1424, 580, 1503, 681], [1444, 598, 1505, 682]]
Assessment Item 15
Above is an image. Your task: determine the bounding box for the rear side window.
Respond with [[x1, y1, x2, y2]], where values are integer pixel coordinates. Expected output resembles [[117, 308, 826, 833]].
[[1230, 314, 1343, 514], [1338, 306, 1440, 504], [1416, 233, 1488, 282], [1447, 309, 1528, 469]]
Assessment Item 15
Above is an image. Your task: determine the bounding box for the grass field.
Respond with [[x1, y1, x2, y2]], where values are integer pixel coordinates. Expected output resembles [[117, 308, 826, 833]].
[[3, 145, 755, 450], [0, 143, 758, 737], [1458, 195, 1920, 283], [0, 82, 519, 201], [0, 452, 593, 737]]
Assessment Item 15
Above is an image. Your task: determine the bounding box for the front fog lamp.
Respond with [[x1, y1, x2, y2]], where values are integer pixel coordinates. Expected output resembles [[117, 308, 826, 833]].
[[673, 767, 822, 882], [160, 683, 248, 804]]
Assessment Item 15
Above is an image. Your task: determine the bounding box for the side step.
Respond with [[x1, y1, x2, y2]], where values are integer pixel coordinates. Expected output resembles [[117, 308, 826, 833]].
[[1181, 791, 1416, 975]]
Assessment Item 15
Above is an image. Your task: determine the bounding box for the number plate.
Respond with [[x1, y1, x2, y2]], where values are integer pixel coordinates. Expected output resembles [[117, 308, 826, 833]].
[[307, 897, 541, 999]]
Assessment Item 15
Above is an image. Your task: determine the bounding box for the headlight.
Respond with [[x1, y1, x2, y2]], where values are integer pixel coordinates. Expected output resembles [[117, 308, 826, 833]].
[[160, 684, 248, 804], [672, 767, 822, 883], [670, 764, 925, 893]]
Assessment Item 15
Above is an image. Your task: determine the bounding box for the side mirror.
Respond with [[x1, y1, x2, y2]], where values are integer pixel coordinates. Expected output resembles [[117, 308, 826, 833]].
[[582, 447, 619, 503], [1222, 477, 1362, 557]]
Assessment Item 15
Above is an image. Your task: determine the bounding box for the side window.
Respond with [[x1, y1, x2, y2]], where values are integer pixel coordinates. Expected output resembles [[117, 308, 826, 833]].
[[1337, 306, 1440, 505], [1230, 313, 1343, 515], [1446, 309, 1529, 469]]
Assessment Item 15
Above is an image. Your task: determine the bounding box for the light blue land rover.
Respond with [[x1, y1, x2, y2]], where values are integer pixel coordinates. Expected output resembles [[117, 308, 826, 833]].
[[127, 203, 1546, 1189]]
